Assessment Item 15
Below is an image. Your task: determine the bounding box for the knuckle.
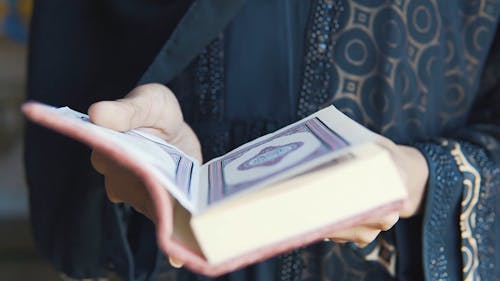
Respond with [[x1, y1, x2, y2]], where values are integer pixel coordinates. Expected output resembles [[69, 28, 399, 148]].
[[355, 231, 379, 245], [129, 83, 183, 130], [104, 185, 122, 203], [139, 83, 175, 104], [329, 238, 348, 244], [132, 83, 167, 96], [380, 223, 392, 231], [90, 151, 105, 173], [106, 194, 121, 204], [381, 213, 399, 231], [400, 199, 417, 218]]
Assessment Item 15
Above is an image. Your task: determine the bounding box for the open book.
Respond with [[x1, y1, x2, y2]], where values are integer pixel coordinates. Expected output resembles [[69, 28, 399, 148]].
[[22, 102, 407, 276]]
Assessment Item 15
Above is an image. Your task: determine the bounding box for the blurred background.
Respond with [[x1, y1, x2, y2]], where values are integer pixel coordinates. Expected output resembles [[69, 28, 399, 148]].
[[0, 0, 59, 279]]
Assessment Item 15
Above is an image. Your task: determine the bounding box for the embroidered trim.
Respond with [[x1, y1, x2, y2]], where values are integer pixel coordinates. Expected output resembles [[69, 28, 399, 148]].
[[296, 0, 344, 119], [278, 1, 347, 279], [416, 139, 497, 281], [195, 34, 225, 121], [415, 140, 462, 280], [450, 143, 481, 281], [193, 35, 229, 160], [457, 141, 497, 280], [277, 249, 304, 281]]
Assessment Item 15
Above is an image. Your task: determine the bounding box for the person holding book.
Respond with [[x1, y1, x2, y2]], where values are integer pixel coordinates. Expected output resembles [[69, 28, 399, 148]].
[[26, 0, 498, 280]]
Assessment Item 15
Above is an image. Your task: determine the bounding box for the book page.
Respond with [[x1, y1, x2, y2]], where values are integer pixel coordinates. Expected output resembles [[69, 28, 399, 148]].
[[205, 117, 348, 205], [201, 105, 376, 208], [39, 106, 201, 212], [126, 130, 200, 205]]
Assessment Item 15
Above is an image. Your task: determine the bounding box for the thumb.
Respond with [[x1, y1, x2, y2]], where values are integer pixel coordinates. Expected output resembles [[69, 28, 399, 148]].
[[88, 83, 184, 135], [168, 257, 184, 268]]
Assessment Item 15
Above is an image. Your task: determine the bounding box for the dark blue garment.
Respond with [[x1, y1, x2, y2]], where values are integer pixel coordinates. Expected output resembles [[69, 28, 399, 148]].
[[26, 0, 192, 279], [26, 0, 499, 280]]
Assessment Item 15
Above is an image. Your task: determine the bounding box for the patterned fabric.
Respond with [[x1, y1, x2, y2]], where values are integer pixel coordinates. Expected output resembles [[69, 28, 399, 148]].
[[27, 0, 498, 280], [415, 139, 498, 281], [170, 0, 499, 281], [298, 241, 396, 281], [193, 35, 229, 159], [296, 0, 346, 119], [297, 0, 499, 143]]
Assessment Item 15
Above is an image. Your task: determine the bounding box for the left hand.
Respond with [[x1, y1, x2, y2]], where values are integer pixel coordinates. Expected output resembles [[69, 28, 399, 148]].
[[324, 136, 429, 246], [89, 84, 201, 268]]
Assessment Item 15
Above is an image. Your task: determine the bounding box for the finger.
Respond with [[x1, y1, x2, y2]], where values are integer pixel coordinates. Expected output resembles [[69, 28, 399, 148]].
[[90, 150, 114, 174], [88, 83, 184, 135], [374, 137, 409, 185], [326, 226, 380, 246], [168, 256, 184, 268], [105, 175, 156, 221], [326, 237, 369, 248], [95, 156, 155, 220], [364, 212, 400, 231], [327, 238, 349, 244], [91, 150, 148, 211], [103, 176, 122, 203], [397, 145, 428, 218]]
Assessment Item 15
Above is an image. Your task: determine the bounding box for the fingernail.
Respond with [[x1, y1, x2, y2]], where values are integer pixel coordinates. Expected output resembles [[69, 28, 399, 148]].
[[168, 257, 183, 268], [354, 242, 368, 248]]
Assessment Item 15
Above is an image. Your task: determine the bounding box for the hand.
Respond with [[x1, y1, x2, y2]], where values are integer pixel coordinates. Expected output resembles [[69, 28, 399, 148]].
[[325, 136, 429, 246], [89, 83, 201, 267], [377, 137, 429, 218]]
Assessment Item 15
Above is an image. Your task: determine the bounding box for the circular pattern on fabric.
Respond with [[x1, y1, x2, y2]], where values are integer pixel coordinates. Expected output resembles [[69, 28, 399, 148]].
[[465, 18, 492, 59], [382, 125, 400, 140], [442, 74, 468, 112], [374, 8, 407, 57], [444, 35, 459, 67], [353, 0, 385, 8], [417, 46, 442, 86], [336, 0, 351, 32], [407, 0, 438, 44], [361, 75, 395, 129], [401, 107, 427, 141], [333, 97, 364, 123], [394, 61, 418, 101], [462, 0, 480, 15], [335, 29, 377, 75], [325, 64, 340, 102]]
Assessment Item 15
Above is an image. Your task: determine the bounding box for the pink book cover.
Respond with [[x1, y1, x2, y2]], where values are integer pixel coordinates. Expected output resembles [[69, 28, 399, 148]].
[[22, 101, 404, 277]]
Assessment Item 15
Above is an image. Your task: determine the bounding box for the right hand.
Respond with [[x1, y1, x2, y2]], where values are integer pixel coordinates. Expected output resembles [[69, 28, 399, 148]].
[[88, 83, 201, 268]]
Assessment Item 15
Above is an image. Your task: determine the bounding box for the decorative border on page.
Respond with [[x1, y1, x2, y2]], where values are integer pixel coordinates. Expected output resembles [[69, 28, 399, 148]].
[[127, 131, 194, 199], [207, 117, 349, 204]]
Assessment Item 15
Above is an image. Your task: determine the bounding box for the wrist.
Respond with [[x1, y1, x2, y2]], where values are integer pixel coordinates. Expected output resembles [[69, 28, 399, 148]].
[[398, 145, 429, 218]]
